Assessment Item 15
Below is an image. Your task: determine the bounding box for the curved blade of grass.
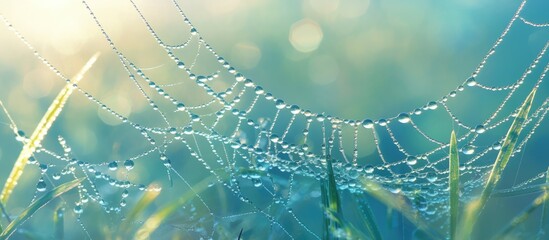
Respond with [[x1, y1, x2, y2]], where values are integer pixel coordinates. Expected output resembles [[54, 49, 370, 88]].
[[118, 186, 161, 238], [0, 178, 83, 239], [449, 131, 459, 240], [361, 179, 443, 239], [493, 168, 549, 239], [322, 155, 344, 239], [355, 196, 382, 240], [135, 175, 216, 240], [459, 88, 536, 239], [53, 205, 64, 240], [0, 53, 99, 205]]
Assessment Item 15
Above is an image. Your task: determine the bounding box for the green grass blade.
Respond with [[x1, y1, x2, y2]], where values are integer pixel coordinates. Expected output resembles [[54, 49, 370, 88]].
[[135, 175, 216, 240], [493, 168, 549, 239], [0, 178, 83, 239], [355, 197, 382, 240], [459, 88, 537, 239], [449, 131, 459, 240], [0, 53, 99, 206], [118, 187, 161, 237], [322, 155, 345, 239], [361, 179, 443, 239], [53, 205, 64, 240], [321, 180, 330, 240]]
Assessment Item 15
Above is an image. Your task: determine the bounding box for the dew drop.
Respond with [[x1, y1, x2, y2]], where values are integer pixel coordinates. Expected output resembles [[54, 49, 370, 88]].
[[183, 126, 194, 135], [426, 172, 438, 183], [235, 73, 245, 82], [474, 125, 486, 134], [108, 161, 118, 171], [275, 99, 286, 110], [466, 77, 477, 87], [462, 145, 475, 155], [124, 160, 134, 170], [364, 165, 374, 174], [406, 156, 417, 166], [52, 173, 61, 180], [176, 102, 186, 111], [177, 61, 185, 69], [397, 113, 411, 124], [377, 119, 388, 126], [427, 101, 438, 110], [74, 205, 83, 214], [255, 86, 264, 95], [36, 179, 47, 192], [362, 119, 374, 129], [290, 105, 301, 115], [190, 28, 198, 35], [39, 164, 48, 173]]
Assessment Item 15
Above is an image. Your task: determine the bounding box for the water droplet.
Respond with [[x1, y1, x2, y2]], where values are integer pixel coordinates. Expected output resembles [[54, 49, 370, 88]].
[[492, 141, 502, 150], [290, 105, 301, 114], [39, 164, 48, 173], [74, 205, 83, 214], [466, 77, 477, 87], [462, 145, 475, 155], [252, 179, 262, 187], [122, 189, 129, 198], [275, 99, 286, 110], [176, 102, 186, 111], [397, 113, 411, 123], [406, 156, 417, 166], [426, 172, 438, 183], [474, 125, 486, 134], [190, 28, 198, 35], [359, 119, 373, 129], [177, 61, 185, 69], [183, 126, 193, 135], [235, 73, 245, 82], [52, 173, 61, 180], [377, 119, 388, 126], [255, 86, 264, 95], [36, 179, 47, 192], [364, 165, 374, 174], [124, 160, 134, 170], [108, 161, 118, 171], [197, 75, 207, 83], [348, 169, 359, 179], [427, 101, 438, 110]]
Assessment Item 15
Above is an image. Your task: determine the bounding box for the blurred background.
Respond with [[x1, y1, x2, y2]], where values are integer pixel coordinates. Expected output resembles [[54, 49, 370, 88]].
[[0, 0, 548, 239]]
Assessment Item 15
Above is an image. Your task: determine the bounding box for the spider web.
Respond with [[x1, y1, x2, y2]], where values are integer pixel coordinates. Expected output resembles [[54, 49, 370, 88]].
[[0, 0, 548, 239]]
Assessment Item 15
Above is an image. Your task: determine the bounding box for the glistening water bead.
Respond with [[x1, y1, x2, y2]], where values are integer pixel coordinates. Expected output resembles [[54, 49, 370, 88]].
[[36, 179, 47, 192], [466, 76, 477, 87], [397, 113, 411, 123], [108, 161, 118, 171], [124, 160, 134, 170]]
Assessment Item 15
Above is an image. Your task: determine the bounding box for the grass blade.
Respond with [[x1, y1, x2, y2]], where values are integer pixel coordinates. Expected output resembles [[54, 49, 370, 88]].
[[118, 186, 161, 238], [135, 175, 216, 240], [53, 205, 64, 240], [492, 183, 549, 198], [459, 88, 537, 239], [449, 131, 459, 240], [0, 53, 99, 205], [493, 168, 549, 239], [361, 179, 443, 239], [0, 178, 83, 239], [355, 197, 382, 240]]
